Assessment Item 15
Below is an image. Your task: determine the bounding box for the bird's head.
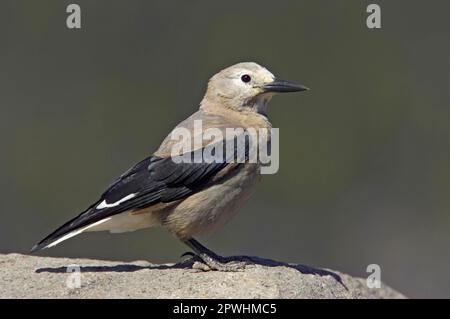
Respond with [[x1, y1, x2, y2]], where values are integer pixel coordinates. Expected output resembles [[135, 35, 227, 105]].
[[201, 62, 308, 116]]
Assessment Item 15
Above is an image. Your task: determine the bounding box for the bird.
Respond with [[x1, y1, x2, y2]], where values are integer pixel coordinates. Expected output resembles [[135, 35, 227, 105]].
[[31, 62, 308, 271]]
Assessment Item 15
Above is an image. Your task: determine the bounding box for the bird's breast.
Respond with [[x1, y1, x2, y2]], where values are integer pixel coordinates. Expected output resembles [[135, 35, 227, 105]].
[[163, 163, 262, 239]]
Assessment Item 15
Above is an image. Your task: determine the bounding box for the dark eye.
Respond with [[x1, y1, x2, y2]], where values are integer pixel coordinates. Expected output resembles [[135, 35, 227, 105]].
[[241, 74, 251, 83]]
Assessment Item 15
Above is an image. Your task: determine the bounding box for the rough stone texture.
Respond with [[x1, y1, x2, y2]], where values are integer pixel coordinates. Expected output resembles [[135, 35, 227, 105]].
[[0, 253, 405, 299]]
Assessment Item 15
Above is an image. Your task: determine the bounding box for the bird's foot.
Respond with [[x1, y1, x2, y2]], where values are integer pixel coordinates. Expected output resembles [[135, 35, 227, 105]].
[[180, 251, 249, 272], [181, 238, 252, 272], [180, 251, 196, 261], [193, 253, 250, 272]]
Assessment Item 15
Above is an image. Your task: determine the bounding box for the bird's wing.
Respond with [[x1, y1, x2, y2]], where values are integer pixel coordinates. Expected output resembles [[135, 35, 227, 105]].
[[32, 112, 252, 251]]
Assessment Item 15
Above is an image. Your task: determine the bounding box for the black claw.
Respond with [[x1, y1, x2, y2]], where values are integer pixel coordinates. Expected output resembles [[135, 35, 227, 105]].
[[180, 251, 196, 260]]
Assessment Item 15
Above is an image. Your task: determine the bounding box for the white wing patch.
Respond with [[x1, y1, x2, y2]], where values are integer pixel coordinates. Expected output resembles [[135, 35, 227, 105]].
[[96, 193, 137, 209], [42, 194, 138, 250]]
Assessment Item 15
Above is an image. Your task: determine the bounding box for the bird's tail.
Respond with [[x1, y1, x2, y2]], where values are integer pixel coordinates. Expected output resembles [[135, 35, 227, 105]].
[[30, 205, 109, 253]]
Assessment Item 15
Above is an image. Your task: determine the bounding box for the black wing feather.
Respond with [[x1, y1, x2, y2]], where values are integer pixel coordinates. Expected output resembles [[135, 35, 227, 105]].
[[31, 151, 235, 252]]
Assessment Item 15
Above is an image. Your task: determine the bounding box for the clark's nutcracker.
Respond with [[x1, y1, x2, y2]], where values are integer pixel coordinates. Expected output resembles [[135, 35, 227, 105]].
[[31, 62, 308, 271]]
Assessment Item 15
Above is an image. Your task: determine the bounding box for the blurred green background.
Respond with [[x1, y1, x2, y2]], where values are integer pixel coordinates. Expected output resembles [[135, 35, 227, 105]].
[[1, 0, 449, 298]]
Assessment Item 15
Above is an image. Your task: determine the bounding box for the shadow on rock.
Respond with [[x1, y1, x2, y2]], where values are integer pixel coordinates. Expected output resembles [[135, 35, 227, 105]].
[[35, 254, 346, 288]]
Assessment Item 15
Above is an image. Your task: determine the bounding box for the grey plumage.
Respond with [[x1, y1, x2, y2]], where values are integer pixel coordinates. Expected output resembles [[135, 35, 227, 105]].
[[31, 62, 307, 270]]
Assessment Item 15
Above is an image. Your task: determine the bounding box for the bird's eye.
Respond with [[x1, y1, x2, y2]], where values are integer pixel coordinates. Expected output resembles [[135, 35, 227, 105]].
[[241, 74, 251, 83]]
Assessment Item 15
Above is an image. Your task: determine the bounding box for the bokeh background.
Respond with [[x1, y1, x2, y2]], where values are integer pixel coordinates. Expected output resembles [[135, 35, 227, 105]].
[[1, 0, 449, 298]]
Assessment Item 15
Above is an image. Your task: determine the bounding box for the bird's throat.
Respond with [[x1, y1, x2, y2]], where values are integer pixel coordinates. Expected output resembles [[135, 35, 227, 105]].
[[248, 93, 274, 116]]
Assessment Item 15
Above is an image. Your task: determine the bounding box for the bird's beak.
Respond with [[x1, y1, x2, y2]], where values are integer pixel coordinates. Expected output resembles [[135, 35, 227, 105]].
[[263, 79, 309, 93]]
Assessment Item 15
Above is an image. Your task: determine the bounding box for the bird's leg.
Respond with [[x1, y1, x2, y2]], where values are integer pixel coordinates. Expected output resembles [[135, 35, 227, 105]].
[[183, 238, 249, 272]]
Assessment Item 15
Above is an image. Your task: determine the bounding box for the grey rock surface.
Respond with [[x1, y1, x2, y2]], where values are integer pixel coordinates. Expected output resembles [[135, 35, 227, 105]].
[[0, 253, 405, 298]]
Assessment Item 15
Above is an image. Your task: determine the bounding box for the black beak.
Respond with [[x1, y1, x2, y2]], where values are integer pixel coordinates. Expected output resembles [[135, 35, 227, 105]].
[[263, 79, 309, 93]]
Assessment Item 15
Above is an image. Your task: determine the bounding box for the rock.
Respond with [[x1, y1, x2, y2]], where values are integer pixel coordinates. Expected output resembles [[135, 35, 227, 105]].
[[0, 253, 404, 298]]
